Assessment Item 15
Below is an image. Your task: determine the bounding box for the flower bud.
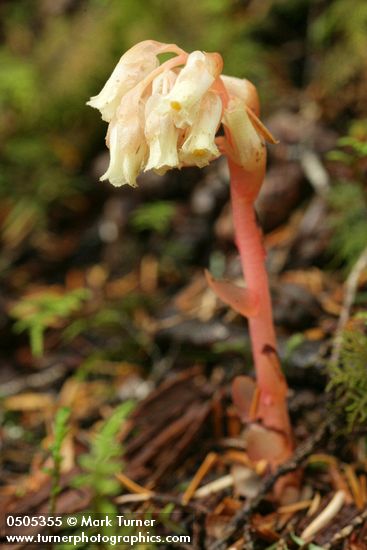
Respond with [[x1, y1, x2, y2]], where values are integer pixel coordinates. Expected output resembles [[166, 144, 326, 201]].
[[223, 98, 265, 171]]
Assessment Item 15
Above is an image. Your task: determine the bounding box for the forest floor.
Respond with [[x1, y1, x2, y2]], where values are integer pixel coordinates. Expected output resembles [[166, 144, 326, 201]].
[[1, 109, 367, 549]]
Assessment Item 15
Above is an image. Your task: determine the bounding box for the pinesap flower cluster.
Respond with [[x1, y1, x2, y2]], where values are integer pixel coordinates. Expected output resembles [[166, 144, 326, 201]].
[[87, 40, 271, 187]]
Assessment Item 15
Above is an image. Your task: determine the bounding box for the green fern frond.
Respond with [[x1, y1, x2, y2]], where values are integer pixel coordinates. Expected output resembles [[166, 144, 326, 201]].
[[72, 401, 135, 506], [48, 407, 71, 515], [10, 288, 91, 357]]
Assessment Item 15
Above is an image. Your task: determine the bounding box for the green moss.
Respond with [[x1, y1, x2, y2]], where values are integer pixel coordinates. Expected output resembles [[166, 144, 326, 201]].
[[328, 330, 367, 430]]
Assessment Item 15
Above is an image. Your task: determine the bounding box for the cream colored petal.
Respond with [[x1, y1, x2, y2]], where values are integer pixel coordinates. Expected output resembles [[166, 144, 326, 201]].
[[100, 121, 129, 186], [223, 98, 265, 171], [221, 75, 260, 115], [87, 40, 167, 122], [144, 73, 180, 172], [121, 141, 148, 187], [166, 51, 218, 127], [152, 69, 177, 96], [179, 92, 222, 168], [145, 126, 179, 172], [101, 124, 147, 187], [145, 95, 178, 171], [101, 95, 147, 187]]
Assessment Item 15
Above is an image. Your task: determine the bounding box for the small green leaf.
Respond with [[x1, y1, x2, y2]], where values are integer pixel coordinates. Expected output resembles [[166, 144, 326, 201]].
[[290, 532, 305, 546]]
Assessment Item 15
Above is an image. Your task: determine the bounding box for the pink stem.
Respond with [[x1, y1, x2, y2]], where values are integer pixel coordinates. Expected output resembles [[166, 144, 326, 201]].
[[228, 160, 292, 443], [216, 75, 295, 487]]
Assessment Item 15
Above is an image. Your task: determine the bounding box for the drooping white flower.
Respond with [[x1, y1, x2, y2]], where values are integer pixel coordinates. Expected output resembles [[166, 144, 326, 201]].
[[223, 97, 265, 171], [144, 70, 179, 174], [87, 40, 275, 187], [87, 40, 162, 122], [179, 91, 222, 168], [100, 93, 147, 187], [166, 51, 221, 128]]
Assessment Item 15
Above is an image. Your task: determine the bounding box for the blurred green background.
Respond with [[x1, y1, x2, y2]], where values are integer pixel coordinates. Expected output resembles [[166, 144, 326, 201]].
[[1, 0, 367, 272]]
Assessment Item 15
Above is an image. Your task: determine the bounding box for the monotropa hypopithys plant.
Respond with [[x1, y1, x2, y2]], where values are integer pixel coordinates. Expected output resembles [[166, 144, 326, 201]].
[[88, 40, 298, 498]]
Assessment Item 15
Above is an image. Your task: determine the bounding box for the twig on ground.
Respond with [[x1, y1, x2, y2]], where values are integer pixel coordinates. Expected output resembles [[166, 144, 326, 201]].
[[115, 491, 210, 514], [300, 490, 345, 541], [182, 452, 218, 504], [323, 505, 367, 549], [300, 149, 330, 198], [0, 363, 68, 397], [193, 474, 234, 499], [115, 472, 153, 496], [207, 418, 332, 550]]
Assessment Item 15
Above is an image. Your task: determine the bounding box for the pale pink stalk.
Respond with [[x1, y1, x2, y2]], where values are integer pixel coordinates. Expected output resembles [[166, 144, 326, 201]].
[[215, 77, 295, 481], [229, 161, 292, 444]]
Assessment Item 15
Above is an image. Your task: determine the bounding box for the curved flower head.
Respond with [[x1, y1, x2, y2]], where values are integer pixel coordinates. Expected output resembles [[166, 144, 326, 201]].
[[87, 40, 274, 188]]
